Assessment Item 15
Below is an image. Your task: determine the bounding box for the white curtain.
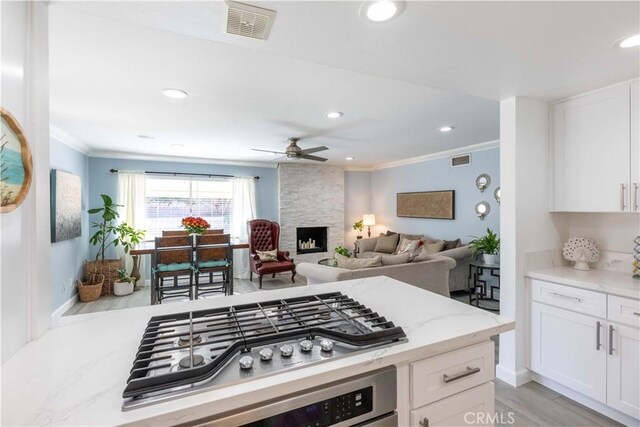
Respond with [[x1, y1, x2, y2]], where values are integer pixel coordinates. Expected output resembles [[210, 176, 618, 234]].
[[231, 177, 256, 279], [117, 171, 147, 284]]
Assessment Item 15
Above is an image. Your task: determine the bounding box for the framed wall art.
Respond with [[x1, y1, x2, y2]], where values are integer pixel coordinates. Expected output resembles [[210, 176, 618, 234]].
[[397, 190, 455, 220], [51, 169, 82, 242], [1, 108, 33, 213]]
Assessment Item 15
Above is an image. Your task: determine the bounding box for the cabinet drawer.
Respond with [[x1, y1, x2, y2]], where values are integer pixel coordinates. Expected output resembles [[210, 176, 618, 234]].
[[531, 279, 606, 318], [410, 341, 494, 409], [410, 382, 495, 427], [608, 295, 640, 328]]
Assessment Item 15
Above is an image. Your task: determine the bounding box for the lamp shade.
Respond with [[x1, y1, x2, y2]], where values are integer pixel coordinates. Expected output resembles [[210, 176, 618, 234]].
[[362, 214, 376, 226]]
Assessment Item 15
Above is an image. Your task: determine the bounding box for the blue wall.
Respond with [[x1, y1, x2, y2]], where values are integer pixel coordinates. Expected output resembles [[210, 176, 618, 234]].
[[50, 139, 89, 311], [87, 157, 279, 259], [369, 148, 500, 243]]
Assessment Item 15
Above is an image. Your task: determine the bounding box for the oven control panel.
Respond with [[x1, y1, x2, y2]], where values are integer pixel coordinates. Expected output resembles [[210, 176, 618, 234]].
[[242, 386, 373, 427]]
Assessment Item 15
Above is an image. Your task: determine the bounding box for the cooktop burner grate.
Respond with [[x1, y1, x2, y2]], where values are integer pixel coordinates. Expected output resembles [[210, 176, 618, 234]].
[[122, 292, 406, 409]]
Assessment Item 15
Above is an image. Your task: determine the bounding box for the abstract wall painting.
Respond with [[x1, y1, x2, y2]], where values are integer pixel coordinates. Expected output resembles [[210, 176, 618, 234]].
[[1, 108, 33, 213], [51, 169, 82, 242], [397, 190, 455, 220]]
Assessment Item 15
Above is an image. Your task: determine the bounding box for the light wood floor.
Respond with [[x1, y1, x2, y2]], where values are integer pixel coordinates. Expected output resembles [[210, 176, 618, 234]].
[[62, 273, 305, 316], [63, 281, 621, 426]]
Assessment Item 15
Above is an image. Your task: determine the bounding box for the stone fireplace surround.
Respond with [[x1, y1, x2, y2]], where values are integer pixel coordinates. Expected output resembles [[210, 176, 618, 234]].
[[278, 164, 345, 264]]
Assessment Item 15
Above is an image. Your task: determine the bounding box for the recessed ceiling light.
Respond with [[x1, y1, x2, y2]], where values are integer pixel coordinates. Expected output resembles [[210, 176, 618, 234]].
[[364, 1, 399, 22], [326, 111, 343, 119], [619, 34, 640, 48], [162, 88, 188, 99], [137, 135, 154, 139], [170, 143, 184, 148], [439, 126, 455, 133], [345, 157, 354, 161]]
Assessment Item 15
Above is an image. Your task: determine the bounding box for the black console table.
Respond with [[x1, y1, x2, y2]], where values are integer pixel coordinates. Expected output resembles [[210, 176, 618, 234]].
[[468, 261, 500, 311]]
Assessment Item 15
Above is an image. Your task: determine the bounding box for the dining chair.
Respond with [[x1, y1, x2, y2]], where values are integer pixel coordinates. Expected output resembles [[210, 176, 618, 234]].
[[153, 236, 194, 303], [194, 234, 233, 298]]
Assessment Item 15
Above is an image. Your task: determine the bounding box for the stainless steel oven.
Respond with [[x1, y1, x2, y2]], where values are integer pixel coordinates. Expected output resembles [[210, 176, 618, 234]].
[[183, 367, 397, 427]]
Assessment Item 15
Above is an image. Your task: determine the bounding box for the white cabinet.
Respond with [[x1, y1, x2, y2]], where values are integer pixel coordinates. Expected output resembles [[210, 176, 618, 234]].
[[530, 280, 640, 422], [551, 81, 639, 212], [607, 323, 640, 419], [531, 302, 607, 402]]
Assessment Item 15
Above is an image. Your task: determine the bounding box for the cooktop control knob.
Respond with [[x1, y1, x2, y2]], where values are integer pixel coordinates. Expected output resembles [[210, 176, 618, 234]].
[[280, 344, 294, 357], [320, 339, 334, 352], [300, 339, 314, 352], [259, 347, 273, 361], [239, 355, 254, 370]]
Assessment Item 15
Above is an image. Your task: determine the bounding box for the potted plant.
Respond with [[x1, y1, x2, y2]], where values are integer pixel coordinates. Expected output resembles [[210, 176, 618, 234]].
[[352, 219, 364, 239], [86, 194, 146, 296], [334, 246, 351, 258], [468, 228, 500, 265], [113, 269, 135, 296]]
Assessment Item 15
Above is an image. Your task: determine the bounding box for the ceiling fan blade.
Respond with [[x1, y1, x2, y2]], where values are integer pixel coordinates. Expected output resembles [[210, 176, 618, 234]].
[[300, 154, 328, 162], [252, 148, 286, 154], [299, 146, 328, 155]]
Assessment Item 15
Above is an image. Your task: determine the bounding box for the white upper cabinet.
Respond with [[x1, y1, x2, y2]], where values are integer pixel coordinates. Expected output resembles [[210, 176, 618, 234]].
[[551, 80, 639, 212]]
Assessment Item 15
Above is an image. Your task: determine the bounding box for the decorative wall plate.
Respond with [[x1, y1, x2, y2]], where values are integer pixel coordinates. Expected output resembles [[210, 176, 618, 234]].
[[562, 237, 599, 271], [1, 108, 33, 213]]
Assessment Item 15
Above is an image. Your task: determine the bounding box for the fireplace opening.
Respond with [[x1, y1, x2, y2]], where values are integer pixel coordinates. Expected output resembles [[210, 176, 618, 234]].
[[296, 227, 328, 255]]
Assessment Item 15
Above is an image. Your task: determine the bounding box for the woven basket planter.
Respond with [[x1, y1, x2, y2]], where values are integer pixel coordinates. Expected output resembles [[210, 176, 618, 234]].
[[84, 258, 124, 296], [77, 274, 105, 302]]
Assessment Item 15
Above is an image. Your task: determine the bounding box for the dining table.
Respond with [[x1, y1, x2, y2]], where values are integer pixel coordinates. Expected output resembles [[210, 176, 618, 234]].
[[130, 240, 250, 305]]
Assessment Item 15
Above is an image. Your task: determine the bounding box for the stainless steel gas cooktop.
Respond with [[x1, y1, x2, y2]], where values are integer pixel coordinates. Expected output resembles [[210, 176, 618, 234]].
[[122, 292, 406, 410]]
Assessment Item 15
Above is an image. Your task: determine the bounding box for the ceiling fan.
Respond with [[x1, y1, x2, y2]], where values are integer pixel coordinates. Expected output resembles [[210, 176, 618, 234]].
[[252, 138, 328, 162]]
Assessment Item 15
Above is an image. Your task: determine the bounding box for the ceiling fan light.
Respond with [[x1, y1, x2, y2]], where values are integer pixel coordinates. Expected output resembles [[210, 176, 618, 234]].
[[162, 88, 188, 99], [619, 34, 640, 48]]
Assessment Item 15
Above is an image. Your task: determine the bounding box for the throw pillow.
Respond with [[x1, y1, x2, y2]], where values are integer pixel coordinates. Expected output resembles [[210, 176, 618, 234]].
[[412, 252, 435, 263], [256, 249, 277, 262], [380, 252, 411, 266], [396, 238, 423, 260], [395, 233, 424, 253], [443, 238, 462, 251], [423, 240, 445, 254], [374, 233, 399, 254], [334, 253, 382, 269], [386, 230, 398, 236]]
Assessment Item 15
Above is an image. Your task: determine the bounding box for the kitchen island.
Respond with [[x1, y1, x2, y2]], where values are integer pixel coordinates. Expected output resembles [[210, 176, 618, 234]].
[[1, 276, 514, 426]]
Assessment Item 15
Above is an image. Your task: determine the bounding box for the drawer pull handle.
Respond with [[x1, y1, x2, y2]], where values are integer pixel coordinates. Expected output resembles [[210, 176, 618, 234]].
[[419, 417, 429, 427], [596, 321, 602, 350], [633, 312, 640, 316], [609, 325, 615, 355], [443, 366, 481, 383], [549, 292, 581, 302]]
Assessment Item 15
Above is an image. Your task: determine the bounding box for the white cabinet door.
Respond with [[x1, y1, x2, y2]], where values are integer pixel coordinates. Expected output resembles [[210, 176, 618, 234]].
[[531, 302, 607, 402], [631, 80, 639, 212], [607, 323, 640, 419], [552, 84, 631, 211], [410, 382, 495, 427]]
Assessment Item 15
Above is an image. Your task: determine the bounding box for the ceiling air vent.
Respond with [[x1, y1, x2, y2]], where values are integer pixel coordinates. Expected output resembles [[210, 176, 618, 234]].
[[226, 1, 276, 41], [451, 153, 471, 167]]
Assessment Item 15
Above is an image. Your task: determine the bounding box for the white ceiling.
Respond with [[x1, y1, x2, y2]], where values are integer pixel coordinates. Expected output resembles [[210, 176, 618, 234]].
[[49, 1, 639, 167]]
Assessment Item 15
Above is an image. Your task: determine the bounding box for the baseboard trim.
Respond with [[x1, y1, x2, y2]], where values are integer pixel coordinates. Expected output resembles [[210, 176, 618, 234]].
[[532, 373, 639, 426], [495, 364, 532, 387], [51, 293, 78, 327]]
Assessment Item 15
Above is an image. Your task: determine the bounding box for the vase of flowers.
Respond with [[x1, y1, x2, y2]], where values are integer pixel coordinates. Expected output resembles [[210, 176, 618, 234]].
[[181, 216, 211, 235]]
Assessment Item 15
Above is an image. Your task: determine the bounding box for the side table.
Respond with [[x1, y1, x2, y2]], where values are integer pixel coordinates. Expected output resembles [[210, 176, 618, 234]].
[[468, 261, 500, 311]]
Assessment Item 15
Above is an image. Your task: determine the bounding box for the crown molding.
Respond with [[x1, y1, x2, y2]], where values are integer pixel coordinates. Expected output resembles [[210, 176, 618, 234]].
[[49, 125, 92, 155], [89, 150, 279, 169], [344, 166, 374, 172], [371, 140, 500, 171]]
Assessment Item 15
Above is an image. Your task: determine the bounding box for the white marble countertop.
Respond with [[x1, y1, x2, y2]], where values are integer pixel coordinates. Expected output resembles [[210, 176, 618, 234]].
[[526, 266, 640, 300], [1, 277, 514, 426]]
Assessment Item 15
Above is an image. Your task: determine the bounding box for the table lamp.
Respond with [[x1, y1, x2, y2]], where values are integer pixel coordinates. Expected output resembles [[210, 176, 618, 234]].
[[362, 214, 376, 238]]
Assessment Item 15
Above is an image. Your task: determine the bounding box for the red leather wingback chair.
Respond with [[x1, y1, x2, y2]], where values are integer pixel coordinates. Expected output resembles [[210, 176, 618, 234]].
[[247, 219, 296, 288]]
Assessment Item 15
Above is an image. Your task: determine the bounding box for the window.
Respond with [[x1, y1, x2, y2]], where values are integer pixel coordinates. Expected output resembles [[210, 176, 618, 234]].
[[145, 177, 233, 239]]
